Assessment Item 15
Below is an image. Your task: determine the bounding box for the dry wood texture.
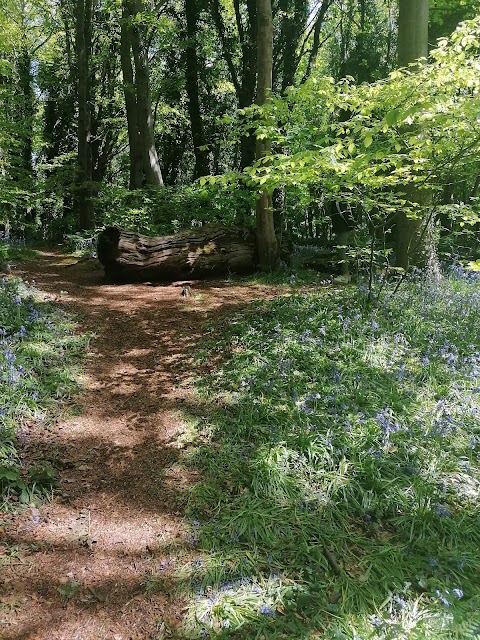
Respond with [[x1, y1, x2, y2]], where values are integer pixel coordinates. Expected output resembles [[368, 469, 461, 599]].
[[97, 225, 256, 281]]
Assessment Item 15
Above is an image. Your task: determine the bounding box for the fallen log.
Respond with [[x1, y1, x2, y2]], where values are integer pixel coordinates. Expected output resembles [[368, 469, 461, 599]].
[[97, 225, 256, 282]]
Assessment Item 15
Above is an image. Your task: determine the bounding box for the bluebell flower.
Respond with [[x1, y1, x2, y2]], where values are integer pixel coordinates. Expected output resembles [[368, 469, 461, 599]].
[[259, 605, 276, 616], [434, 504, 450, 518], [369, 615, 383, 627], [435, 589, 451, 606]]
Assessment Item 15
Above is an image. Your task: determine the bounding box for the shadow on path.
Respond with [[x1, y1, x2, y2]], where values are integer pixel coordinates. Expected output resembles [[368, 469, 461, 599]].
[[1, 252, 284, 640]]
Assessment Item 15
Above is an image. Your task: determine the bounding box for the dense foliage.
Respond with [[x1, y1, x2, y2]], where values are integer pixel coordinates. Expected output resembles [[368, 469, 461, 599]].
[[0, 0, 478, 265]]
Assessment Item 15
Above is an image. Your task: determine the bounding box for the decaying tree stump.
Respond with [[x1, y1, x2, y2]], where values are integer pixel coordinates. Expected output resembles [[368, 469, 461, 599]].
[[97, 225, 256, 282]]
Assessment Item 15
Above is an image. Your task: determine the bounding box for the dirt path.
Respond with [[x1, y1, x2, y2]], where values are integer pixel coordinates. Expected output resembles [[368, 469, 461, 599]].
[[1, 252, 277, 640]]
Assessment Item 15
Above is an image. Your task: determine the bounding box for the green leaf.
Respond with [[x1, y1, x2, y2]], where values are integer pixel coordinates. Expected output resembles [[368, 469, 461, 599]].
[[385, 109, 400, 126], [364, 133, 373, 148], [0, 467, 19, 481]]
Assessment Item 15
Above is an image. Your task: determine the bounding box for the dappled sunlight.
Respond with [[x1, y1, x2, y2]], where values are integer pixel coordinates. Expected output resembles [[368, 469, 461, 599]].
[[6, 500, 183, 555], [179, 278, 480, 637], [1, 252, 289, 639], [8, 251, 480, 638], [2, 559, 178, 640]]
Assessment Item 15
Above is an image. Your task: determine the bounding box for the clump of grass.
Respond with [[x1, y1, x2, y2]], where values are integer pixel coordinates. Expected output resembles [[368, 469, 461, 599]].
[[0, 238, 36, 272], [0, 276, 87, 506], [180, 268, 480, 638]]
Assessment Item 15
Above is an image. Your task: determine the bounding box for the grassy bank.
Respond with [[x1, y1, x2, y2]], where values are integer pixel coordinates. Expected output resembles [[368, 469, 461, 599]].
[[182, 269, 480, 639], [0, 271, 87, 507]]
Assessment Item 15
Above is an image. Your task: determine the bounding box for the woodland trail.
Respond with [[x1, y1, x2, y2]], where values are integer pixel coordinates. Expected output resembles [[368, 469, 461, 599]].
[[1, 252, 277, 640]]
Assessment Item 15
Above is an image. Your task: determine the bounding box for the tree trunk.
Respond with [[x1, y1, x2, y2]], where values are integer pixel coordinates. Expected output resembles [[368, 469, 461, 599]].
[[210, 0, 257, 170], [300, 0, 332, 84], [120, 3, 143, 189], [184, 0, 210, 179], [239, 0, 258, 169], [16, 46, 35, 224], [128, 0, 164, 186], [75, 0, 94, 229], [97, 225, 255, 282], [278, 0, 307, 93], [394, 0, 438, 273], [255, 0, 277, 270], [120, 0, 164, 188], [397, 0, 428, 68]]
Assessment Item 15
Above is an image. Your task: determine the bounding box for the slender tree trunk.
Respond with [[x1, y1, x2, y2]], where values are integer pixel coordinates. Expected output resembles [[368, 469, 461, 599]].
[[397, 0, 428, 68], [128, 0, 164, 186], [255, 0, 277, 270], [395, 0, 437, 273], [210, 0, 257, 170], [239, 0, 257, 169], [16, 47, 35, 223], [120, 0, 164, 187], [184, 0, 209, 179], [300, 0, 332, 84], [120, 2, 143, 189], [17, 49, 33, 178], [279, 0, 307, 93], [75, 0, 94, 228]]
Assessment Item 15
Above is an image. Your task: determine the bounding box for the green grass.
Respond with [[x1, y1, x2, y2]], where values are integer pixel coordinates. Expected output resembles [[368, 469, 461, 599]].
[[176, 267, 480, 639], [0, 240, 37, 270], [0, 275, 88, 506]]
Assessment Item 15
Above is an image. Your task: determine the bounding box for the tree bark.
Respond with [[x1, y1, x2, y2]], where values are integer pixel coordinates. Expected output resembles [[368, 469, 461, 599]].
[[120, 2, 144, 189], [121, 0, 164, 187], [97, 225, 255, 281], [210, 0, 257, 169], [75, 0, 94, 228], [277, 0, 307, 93], [184, 0, 210, 179], [394, 0, 438, 273], [129, 0, 164, 186], [397, 0, 428, 68], [16, 46, 35, 223], [255, 0, 277, 270], [239, 0, 258, 169]]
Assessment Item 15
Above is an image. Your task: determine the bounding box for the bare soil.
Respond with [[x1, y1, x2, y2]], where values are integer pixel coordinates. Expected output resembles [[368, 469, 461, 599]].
[[0, 252, 282, 640]]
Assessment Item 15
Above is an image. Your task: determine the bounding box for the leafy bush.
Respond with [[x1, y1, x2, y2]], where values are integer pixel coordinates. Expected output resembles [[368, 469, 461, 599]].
[[95, 183, 256, 235]]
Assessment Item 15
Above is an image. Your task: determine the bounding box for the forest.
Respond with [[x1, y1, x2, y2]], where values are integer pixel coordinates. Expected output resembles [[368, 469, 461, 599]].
[[2, 0, 480, 638]]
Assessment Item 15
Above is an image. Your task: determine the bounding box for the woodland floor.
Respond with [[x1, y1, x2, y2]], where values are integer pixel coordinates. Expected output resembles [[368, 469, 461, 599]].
[[0, 252, 281, 640]]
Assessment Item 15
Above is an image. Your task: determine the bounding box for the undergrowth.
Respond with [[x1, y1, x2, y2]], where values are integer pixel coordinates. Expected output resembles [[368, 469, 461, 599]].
[[0, 275, 87, 507], [178, 267, 480, 639]]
